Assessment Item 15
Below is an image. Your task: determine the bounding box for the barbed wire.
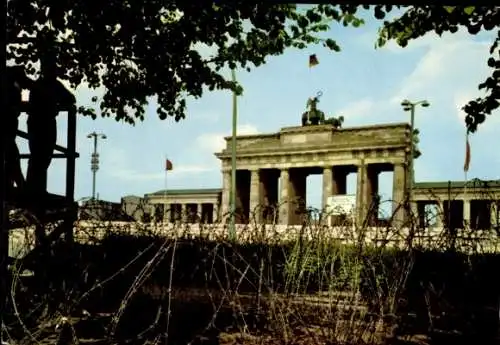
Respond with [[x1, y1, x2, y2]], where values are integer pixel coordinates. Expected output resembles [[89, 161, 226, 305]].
[[3, 184, 499, 345]]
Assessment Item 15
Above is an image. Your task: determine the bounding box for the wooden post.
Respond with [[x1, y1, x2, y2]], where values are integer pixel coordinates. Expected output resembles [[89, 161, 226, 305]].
[[1, 3, 10, 339], [66, 106, 77, 202], [65, 106, 77, 244]]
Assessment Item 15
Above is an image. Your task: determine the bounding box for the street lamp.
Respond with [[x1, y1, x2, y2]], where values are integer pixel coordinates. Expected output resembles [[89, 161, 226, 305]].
[[401, 99, 430, 201], [87, 132, 107, 200], [229, 69, 238, 241]]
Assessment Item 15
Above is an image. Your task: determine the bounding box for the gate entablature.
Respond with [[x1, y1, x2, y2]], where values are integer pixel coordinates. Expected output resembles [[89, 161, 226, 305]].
[[215, 123, 412, 170]]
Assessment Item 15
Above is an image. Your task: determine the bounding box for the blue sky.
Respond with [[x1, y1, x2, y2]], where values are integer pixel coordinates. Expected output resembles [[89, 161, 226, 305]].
[[15, 9, 499, 214]]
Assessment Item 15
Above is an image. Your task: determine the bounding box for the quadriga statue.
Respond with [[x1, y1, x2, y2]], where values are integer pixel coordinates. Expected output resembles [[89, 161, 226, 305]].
[[301, 92, 325, 126], [300, 91, 345, 129], [324, 115, 344, 129]]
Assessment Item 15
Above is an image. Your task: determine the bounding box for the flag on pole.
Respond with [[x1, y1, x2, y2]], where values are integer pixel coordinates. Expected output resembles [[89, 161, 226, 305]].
[[165, 159, 173, 171], [309, 54, 319, 68], [463, 134, 471, 172]]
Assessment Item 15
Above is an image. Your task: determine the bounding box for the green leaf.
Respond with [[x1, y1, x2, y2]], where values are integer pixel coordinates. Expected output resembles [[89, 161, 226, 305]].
[[324, 38, 341, 52], [352, 18, 364, 28], [463, 6, 475, 15]]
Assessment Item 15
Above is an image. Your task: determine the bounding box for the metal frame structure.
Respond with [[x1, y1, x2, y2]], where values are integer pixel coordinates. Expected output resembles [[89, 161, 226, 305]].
[[11, 99, 80, 260], [16, 102, 79, 203]]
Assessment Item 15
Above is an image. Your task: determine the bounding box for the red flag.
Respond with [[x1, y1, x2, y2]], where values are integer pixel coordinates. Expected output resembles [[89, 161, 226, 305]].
[[165, 159, 173, 171], [309, 54, 319, 68], [463, 135, 470, 172]]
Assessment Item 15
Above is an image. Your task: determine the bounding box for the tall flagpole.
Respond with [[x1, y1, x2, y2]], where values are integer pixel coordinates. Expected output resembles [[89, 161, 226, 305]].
[[164, 155, 168, 226], [463, 131, 469, 228]]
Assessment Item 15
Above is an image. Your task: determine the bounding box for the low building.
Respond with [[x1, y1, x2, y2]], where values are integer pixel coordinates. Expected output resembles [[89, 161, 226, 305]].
[[414, 179, 500, 231], [130, 178, 500, 230], [144, 188, 221, 224]]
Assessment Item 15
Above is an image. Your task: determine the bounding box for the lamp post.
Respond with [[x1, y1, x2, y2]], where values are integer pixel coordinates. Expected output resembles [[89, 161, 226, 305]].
[[229, 69, 238, 241], [87, 132, 107, 200], [400, 99, 430, 202]]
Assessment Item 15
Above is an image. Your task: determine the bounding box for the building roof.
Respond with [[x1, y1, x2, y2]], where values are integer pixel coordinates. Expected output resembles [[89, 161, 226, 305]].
[[414, 179, 500, 190], [122, 195, 142, 200], [146, 188, 222, 197], [143, 180, 499, 198]]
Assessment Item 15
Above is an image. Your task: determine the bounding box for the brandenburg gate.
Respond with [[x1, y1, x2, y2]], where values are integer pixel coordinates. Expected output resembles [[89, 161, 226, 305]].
[[215, 122, 413, 226]]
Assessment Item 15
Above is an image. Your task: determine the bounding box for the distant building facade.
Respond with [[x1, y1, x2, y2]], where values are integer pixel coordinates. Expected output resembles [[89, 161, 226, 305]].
[[143, 189, 221, 224], [118, 178, 499, 231], [414, 179, 500, 231]]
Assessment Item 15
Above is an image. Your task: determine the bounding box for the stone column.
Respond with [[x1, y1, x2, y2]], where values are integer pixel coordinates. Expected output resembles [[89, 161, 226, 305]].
[[212, 203, 219, 223], [322, 166, 333, 226], [463, 199, 471, 228], [435, 202, 443, 228], [491, 201, 498, 229], [148, 204, 155, 222], [279, 169, 290, 225], [249, 169, 261, 223], [392, 163, 407, 226], [322, 167, 333, 212], [221, 169, 231, 221], [164, 203, 171, 222], [410, 202, 418, 225], [197, 203, 202, 223], [356, 163, 367, 225], [181, 203, 187, 223]]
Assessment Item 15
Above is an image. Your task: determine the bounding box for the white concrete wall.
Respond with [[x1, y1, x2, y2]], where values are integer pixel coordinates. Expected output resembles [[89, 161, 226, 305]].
[[9, 221, 500, 258]]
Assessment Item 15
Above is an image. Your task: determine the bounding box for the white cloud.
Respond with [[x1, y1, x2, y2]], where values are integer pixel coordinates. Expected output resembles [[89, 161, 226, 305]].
[[236, 123, 259, 135], [347, 28, 497, 130], [195, 123, 259, 153], [195, 133, 226, 153], [336, 98, 375, 122], [389, 31, 492, 123]]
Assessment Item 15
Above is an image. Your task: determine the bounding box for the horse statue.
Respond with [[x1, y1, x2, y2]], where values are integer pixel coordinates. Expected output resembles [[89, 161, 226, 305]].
[[324, 115, 344, 129], [301, 91, 326, 126]]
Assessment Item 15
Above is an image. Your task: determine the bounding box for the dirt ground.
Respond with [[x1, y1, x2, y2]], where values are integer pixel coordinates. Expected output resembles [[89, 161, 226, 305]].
[[218, 332, 430, 345]]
